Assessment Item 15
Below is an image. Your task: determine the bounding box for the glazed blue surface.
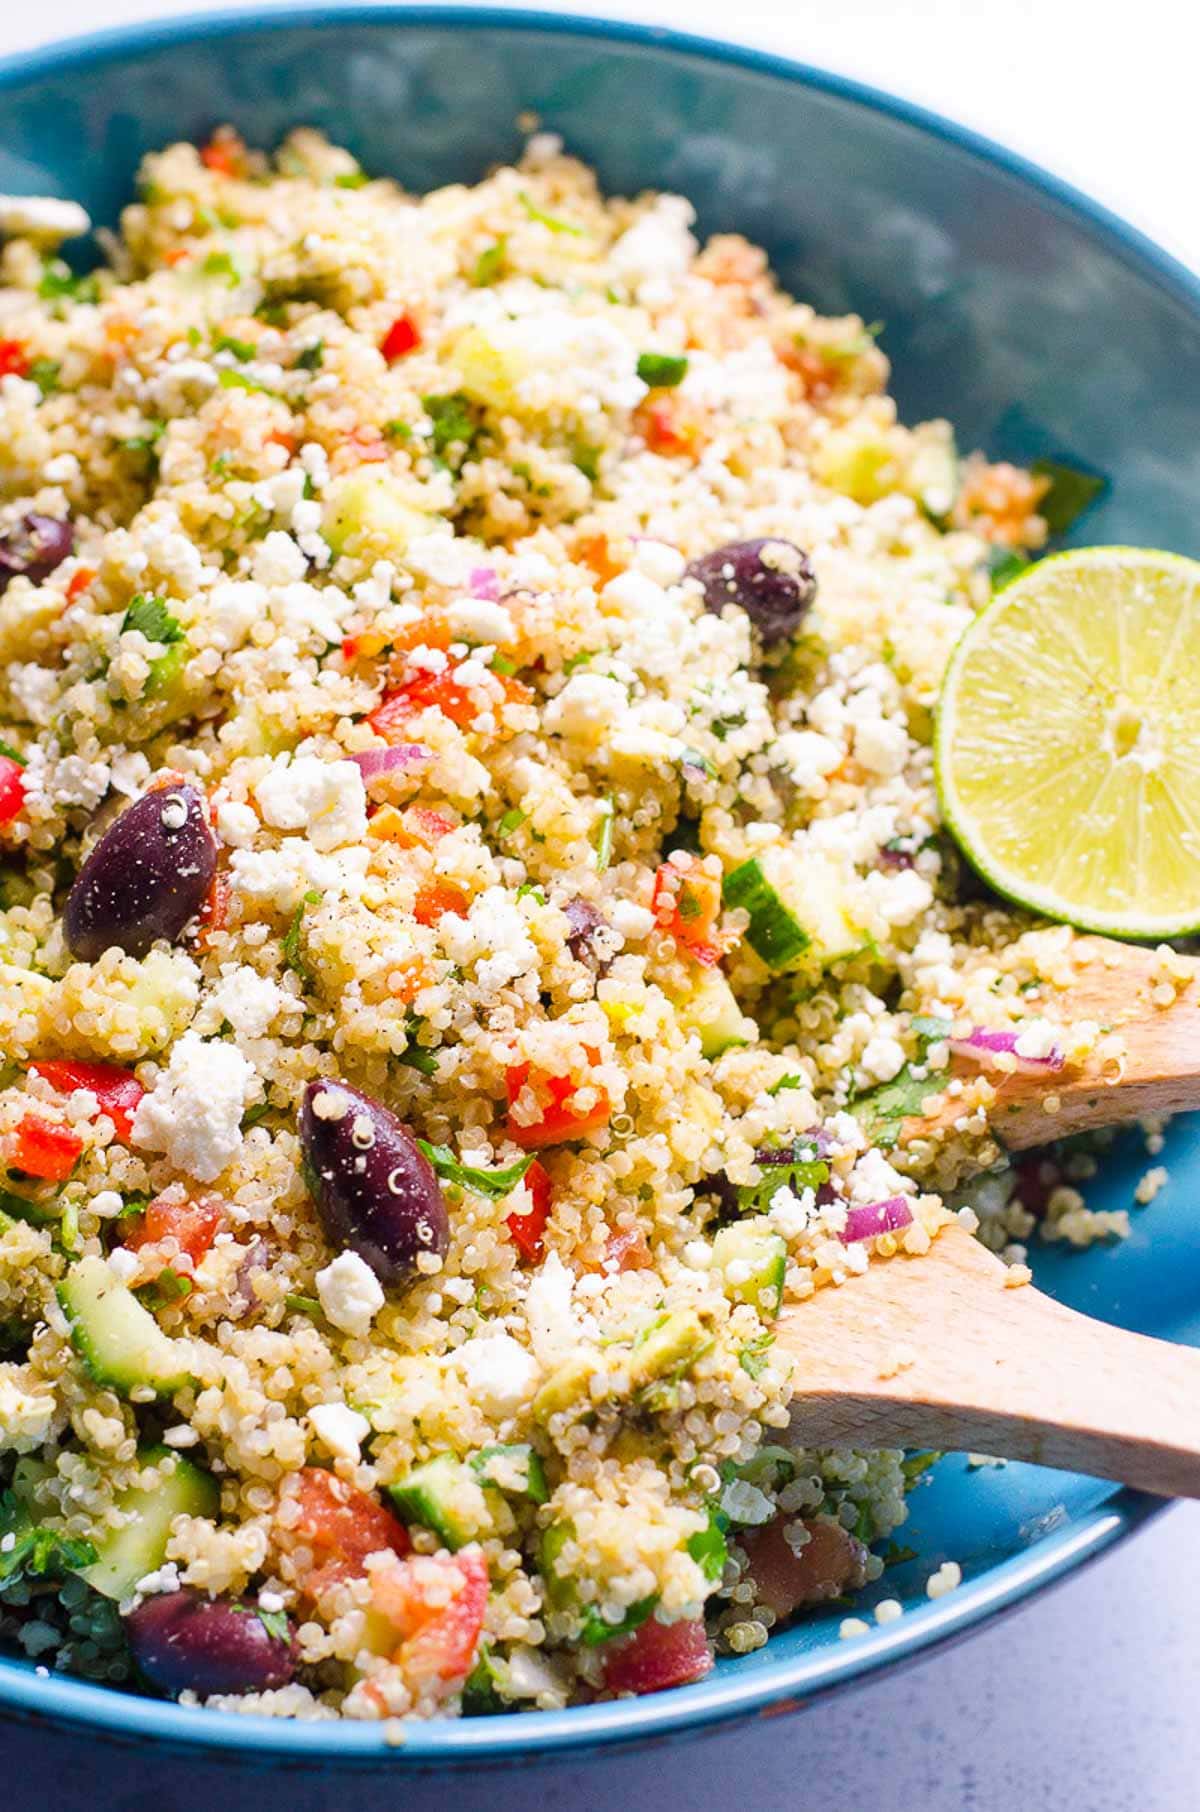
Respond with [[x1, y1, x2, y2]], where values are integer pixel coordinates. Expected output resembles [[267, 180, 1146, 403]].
[[1, 5, 1199, 1765]]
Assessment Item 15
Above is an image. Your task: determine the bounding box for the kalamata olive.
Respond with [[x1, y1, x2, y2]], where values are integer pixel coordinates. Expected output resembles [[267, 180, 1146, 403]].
[[299, 1079, 449, 1286], [64, 783, 217, 961], [563, 895, 606, 965], [124, 1590, 297, 1698], [686, 538, 817, 645], [0, 514, 74, 595]]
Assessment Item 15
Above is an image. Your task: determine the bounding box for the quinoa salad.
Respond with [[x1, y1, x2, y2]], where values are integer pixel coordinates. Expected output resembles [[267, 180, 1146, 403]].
[[0, 127, 1157, 1720]]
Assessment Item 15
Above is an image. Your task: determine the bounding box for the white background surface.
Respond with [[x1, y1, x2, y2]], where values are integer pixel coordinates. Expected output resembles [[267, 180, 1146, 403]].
[[3, 3, 1198, 1807]]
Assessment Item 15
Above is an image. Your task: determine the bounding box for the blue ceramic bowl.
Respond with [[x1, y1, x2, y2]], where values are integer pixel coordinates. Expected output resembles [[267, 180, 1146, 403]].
[[2, 4, 1199, 1766]]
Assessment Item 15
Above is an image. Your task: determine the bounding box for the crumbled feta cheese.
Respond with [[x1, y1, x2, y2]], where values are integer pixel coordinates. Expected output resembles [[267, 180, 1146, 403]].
[[610, 899, 655, 939], [0, 1365, 56, 1452], [307, 1402, 371, 1461], [609, 195, 697, 290], [254, 755, 367, 852], [446, 596, 515, 644], [630, 538, 686, 586], [848, 1149, 910, 1206], [106, 1248, 140, 1283], [525, 1252, 591, 1365], [438, 886, 539, 992], [860, 1034, 906, 1084], [215, 797, 260, 849], [229, 842, 369, 911], [455, 1332, 540, 1413], [1013, 1018, 1059, 1060], [854, 717, 909, 778], [773, 729, 845, 794], [271, 580, 351, 648], [315, 1250, 385, 1338], [544, 671, 626, 744], [766, 1185, 816, 1240], [197, 580, 265, 652], [131, 1032, 254, 1182], [205, 965, 293, 1040], [251, 531, 308, 588]]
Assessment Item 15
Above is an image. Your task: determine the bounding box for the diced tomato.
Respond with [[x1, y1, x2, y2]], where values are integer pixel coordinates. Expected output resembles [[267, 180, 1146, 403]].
[[380, 314, 421, 362], [0, 756, 25, 826], [341, 628, 390, 664], [0, 340, 29, 379], [506, 1158, 552, 1263], [738, 1517, 868, 1623], [505, 1059, 611, 1150], [286, 1467, 411, 1597], [160, 247, 192, 269], [265, 428, 297, 455], [125, 1190, 224, 1267], [29, 1059, 144, 1143], [5, 1114, 83, 1182], [601, 1616, 713, 1696], [604, 1224, 653, 1272], [370, 663, 530, 737], [413, 881, 469, 927], [651, 860, 724, 965], [200, 132, 245, 177], [636, 396, 700, 457], [65, 567, 96, 603], [372, 1549, 488, 1685]]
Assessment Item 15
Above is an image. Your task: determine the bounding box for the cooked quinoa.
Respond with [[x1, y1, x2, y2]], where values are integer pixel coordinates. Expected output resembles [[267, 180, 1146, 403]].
[[0, 126, 1139, 1718]]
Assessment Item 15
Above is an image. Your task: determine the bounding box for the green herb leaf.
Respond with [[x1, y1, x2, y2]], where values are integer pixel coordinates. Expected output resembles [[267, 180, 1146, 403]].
[[416, 1142, 534, 1199], [214, 332, 256, 361], [334, 169, 369, 190], [986, 546, 1028, 591], [498, 807, 527, 838], [766, 1074, 803, 1098], [461, 1642, 505, 1715], [851, 1065, 948, 1150], [218, 367, 279, 397], [686, 1509, 729, 1581], [637, 352, 688, 388], [121, 594, 184, 645], [137, 1267, 193, 1307], [27, 358, 61, 396], [736, 1139, 829, 1216], [562, 649, 595, 675], [517, 191, 583, 236], [382, 418, 412, 442], [471, 238, 508, 286], [283, 889, 322, 990], [422, 391, 481, 465], [0, 739, 26, 768], [1032, 457, 1107, 536], [737, 1332, 775, 1379], [241, 1102, 272, 1131], [201, 249, 241, 285], [284, 1293, 324, 1320], [900, 1450, 941, 1484], [579, 1594, 657, 1647], [256, 1606, 291, 1641], [38, 261, 100, 306], [295, 339, 324, 371], [0, 1493, 97, 1587], [572, 444, 600, 483]]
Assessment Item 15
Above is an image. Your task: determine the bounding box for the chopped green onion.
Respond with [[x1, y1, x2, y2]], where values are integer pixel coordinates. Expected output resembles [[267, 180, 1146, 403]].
[[0, 739, 26, 767], [593, 796, 615, 872], [471, 238, 507, 286], [517, 191, 583, 236], [284, 1293, 324, 1320], [201, 249, 241, 284], [498, 807, 527, 838], [214, 332, 255, 361], [283, 889, 322, 990], [218, 367, 280, 397]]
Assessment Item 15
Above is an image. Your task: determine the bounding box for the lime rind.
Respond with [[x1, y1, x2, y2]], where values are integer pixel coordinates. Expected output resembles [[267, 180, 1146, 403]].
[[935, 546, 1200, 941]]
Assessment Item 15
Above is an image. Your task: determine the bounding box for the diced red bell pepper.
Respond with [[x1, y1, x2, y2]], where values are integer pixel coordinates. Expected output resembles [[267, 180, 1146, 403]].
[[125, 1191, 224, 1267], [380, 314, 421, 362], [287, 1467, 411, 1597], [604, 1224, 653, 1272], [65, 567, 96, 603], [29, 1059, 145, 1143], [199, 132, 245, 177], [0, 340, 29, 379], [0, 756, 25, 826], [601, 1615, 713, 1696], [413, 881, 469, 927], [737, 1517, 868, 1623], [194, 870, 231, 951], [372, 1549, 489, 1685], [636, 396, 697, 457], [505, 1060, 611, 1150], [370, 665, 530, 737], [505, 1158, 552, 1263], [6, 1113, 84, 1182], [651, 860, 723, 965]]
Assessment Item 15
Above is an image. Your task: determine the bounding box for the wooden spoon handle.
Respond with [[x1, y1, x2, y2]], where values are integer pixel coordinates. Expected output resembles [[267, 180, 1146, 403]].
[[905, 937, 1200, 1160], [780, 1225, 1200, 1497]]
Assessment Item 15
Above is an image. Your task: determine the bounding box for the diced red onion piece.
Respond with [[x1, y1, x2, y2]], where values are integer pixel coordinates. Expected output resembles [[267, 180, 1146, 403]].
[[351, 744, 431, 793], [467, 565, 500, 600], [947, 1028, 1064, 1073], [840, 1196, 914, 1244]]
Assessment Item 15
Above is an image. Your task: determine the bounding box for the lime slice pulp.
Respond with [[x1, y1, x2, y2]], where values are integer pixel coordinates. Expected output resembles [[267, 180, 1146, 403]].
[[935, 546, 1200, 938]]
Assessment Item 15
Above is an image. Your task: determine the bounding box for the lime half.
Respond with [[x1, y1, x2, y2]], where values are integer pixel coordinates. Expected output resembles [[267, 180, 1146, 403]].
[[935, 546, 1200, 938]]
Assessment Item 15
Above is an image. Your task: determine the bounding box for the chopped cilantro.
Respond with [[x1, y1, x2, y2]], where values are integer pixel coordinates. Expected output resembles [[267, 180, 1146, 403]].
[[851, 1062, 947, 1151], [737, 1332, 775, 1379], [0, 1493, 96, 1588], [0, 739, 26, 767], [255, 1606, 291, 1641], [282, 888, 322, 990], [382, 418, 412, 441], [686, 1507, 729, 1581], [766, 1073, 803, 1097], [202, 249, 241, 284], [38, 261, 100, 307], [422, 391, 481, 465], [636, 352, 688, 388], [214, 332, 256, 361], [218, 367, 279, 397], [579, 1594, 656, 1647], [121, 594, 184, 645], [736, 1139, 829, 1216], [27, 358, 61, 396], [498, 807, 527, 838], [295, 339, 324, 371]]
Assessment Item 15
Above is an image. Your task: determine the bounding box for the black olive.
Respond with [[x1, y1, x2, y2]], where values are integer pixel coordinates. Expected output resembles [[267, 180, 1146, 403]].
[[686, 538, 817, 645], [0, 514, 74, 594], [299, 1079, 449, 1287], [124, 1591, 296, 1698], [63, 783, 217, 961]]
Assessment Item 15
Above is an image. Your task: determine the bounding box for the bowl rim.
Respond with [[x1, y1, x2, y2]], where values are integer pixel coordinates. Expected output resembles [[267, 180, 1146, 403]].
[[0, 1, 1193, 1763]]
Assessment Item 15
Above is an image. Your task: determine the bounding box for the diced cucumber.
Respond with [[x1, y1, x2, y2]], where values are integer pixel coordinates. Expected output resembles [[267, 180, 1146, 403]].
[[676, 969, 755, 1059], [472, 1443, 549, 1505], [724, 853, 862, 974], [533, 1353, 598, 1424], [628, 1310, 712, 1391], [387, 1454, 494, 1551], [79, 1445, 219, 1601], [538, 1519, 576, 1609], [322, 472, 433, 559], [712, 1223, 788, 1318], [56, 1256, 192, 1399]]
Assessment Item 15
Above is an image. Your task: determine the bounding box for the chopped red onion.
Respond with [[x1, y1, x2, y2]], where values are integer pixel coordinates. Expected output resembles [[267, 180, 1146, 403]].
[[947, 1027, 1064, 1074], [351, 744, 431, 793], [467, 565, 500, 600], [840, 1196, 914, 1244]]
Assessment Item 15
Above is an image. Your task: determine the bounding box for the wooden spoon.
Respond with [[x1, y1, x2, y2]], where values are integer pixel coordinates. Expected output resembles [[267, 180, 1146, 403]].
[[778, 1223, 1200, 1496], [900, 936, 1200, 1178], [776, 935, 1200, 1495]]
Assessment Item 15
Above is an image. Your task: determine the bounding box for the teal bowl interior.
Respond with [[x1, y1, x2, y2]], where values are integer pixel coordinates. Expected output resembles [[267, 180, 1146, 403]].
[[2, 3, 1200, 1765]]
